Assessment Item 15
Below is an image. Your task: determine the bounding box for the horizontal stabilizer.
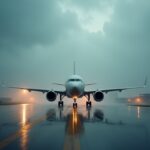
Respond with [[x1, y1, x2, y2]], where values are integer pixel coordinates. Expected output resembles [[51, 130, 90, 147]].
[[52, 82, 65, 86], [85, 83, 96, 86]]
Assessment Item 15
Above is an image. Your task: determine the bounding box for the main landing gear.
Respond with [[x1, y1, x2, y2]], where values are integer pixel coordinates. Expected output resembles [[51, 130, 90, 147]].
[[58, 94, 64, 108], [86, 94, 92, 108], [86, 101, 92, 108], [58, 101, 63, 107], [58, 94, 92, 108]]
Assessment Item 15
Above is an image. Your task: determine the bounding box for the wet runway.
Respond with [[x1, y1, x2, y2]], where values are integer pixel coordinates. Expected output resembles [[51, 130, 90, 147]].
[[0, 102, 150, 150]]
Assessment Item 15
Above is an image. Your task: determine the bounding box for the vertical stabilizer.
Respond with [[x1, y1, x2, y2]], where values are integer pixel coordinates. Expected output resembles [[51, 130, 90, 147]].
[[73, 61, 76, 75]]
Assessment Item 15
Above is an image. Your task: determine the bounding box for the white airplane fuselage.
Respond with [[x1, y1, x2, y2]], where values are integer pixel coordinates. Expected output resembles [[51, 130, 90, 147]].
[[65, 75, 85, 98]]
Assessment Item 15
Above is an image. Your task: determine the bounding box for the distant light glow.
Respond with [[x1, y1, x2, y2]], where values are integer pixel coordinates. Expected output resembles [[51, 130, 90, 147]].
[[22, 89, 28, 94], [136, 98, 142, 104]]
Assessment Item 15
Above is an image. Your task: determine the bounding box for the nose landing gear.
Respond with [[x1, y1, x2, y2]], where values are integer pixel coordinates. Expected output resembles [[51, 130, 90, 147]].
[[73, 97, 77, 108], [73, 102, 77, 108]]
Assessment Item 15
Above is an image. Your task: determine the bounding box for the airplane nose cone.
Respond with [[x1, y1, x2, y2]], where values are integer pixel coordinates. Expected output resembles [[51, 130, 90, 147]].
[[71, 86, 80, 97], [73, 86, 78, 90]]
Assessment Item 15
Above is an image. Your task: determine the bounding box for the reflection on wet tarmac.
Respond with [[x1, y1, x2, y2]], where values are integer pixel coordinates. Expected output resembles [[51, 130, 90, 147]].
[[46, 107, 105, 150], [137, 106, 141, 119], [64, 108, 82, 150], [93, 109, 104, 121], [65, 108, 84, 136], [1, 103, 150, 150], [46, 107, 105, 124], [0, 104, 34, 150], [20, 104, 32, 150]]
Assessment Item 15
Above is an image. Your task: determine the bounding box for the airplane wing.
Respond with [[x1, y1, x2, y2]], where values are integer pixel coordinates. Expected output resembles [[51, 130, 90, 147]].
[[101, 86, 146, 93], [85, 77, 147, 94], [84, 86, 145, 95], [7, 86, 65, 95]]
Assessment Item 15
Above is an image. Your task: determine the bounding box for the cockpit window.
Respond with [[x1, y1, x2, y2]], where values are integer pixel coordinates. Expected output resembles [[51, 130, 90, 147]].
[[68, 79, 80, 82]]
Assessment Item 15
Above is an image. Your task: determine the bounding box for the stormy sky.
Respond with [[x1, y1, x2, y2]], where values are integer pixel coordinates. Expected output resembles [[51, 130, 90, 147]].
[[0, 0, 150, 99]]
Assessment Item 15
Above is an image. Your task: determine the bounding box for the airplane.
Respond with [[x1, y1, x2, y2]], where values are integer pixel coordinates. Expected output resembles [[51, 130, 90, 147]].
[[7, 62, 147, 108]]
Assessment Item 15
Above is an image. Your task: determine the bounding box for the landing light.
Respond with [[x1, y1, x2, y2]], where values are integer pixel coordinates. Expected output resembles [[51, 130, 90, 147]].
[[73, 96, 78, 100]]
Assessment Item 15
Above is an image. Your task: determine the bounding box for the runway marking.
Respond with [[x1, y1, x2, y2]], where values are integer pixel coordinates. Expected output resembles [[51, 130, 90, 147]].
[[0, 115, 46, 150]]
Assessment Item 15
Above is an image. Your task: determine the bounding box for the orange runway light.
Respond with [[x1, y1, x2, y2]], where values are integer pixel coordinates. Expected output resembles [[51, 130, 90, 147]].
[[136, 98, 142, 103]]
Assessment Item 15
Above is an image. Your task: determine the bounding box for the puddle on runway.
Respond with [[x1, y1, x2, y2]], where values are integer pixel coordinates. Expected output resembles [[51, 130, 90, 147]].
[[0, 103, 150, 150]]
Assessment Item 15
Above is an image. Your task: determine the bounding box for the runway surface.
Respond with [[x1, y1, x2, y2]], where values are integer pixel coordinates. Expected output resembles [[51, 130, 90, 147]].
[[0, 102, 150, 150]]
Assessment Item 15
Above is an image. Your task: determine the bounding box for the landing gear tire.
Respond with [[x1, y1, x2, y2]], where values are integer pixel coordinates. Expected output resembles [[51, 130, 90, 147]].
[[58, 101, 63, 107], [86, 101, 92, 108], [73, 102, 77, 108]]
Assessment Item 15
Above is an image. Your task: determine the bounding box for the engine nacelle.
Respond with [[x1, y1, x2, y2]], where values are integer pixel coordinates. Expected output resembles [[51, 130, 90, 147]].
[[46, 91, 57, 102], [93, 91, 104, 102]]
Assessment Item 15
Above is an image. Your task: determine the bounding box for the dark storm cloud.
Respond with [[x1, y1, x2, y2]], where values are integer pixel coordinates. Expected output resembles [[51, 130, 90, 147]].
[[77, 0, 150, 90], [104, 0, 150, 48], [55, 0, 150, 88], [101, 0, 150, 76], [0, 0, 78, 49], [65, 0, 114, 10]]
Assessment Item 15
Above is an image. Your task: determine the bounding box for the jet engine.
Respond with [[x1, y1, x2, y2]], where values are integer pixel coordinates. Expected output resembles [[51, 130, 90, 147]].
[[93, 91, 104, 102], [46, 91, 57, 102]]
